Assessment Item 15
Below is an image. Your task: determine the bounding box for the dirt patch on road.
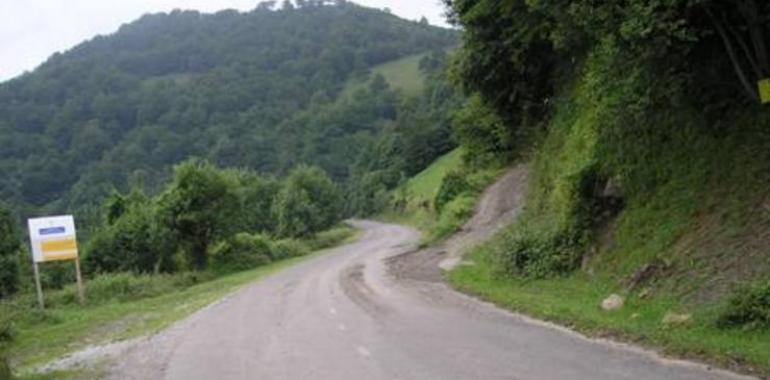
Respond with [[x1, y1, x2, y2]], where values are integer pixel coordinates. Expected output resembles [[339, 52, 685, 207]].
[[387, 164, 529, 282], [386, 247, 446, 283], [341, 263, 392, 317]]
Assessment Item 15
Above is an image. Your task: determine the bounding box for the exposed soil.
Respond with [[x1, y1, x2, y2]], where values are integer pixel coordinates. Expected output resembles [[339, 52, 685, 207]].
[[387, 164, 529, 282], [670, 193, 770, 303]]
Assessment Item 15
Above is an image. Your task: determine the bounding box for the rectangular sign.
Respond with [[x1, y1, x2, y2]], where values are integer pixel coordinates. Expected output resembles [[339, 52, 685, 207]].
[[28, 215, 79, 263]]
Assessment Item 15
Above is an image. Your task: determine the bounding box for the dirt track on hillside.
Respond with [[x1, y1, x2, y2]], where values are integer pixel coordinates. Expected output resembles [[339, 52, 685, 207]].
[[387, 164, 529, 283]]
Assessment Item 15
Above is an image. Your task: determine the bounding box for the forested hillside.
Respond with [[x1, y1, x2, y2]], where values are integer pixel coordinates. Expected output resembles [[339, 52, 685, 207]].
[[0, 0, 457, 221], [431, 0, 770, 373]]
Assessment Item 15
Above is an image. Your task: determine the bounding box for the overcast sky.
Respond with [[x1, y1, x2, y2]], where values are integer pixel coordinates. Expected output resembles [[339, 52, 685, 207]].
[[0, 0, 449, 82]]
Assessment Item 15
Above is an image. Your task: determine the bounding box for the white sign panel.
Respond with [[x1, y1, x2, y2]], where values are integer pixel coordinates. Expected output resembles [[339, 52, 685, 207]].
[[28, 215, 79, 263]]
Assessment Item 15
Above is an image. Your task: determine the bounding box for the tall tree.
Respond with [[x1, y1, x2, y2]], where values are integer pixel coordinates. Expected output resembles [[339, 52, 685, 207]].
[[158, 160, 240, 269]]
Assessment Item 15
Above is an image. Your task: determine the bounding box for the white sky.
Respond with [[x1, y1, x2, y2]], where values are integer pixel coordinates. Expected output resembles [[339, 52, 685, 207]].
[[0, 0, 449, 82]]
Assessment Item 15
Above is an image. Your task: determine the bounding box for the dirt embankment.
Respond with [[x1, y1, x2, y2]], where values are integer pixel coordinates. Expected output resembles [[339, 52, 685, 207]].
[[388, 164, 529, 282]]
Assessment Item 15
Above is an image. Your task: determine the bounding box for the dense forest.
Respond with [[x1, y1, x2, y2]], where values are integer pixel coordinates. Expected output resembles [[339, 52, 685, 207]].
[[0, 0, 457, 223]]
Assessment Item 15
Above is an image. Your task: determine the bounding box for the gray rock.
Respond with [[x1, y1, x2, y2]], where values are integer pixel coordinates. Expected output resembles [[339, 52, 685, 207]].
[[601, 294, 624, 311]]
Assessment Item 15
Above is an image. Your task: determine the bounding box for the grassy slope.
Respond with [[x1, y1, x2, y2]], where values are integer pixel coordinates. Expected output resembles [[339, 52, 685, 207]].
[[6, 227, 359, 378], [447, 39, 770, 376], [341, 52, 428, 99], [381, 147, 503, 246], [379, 148, 462, 235]]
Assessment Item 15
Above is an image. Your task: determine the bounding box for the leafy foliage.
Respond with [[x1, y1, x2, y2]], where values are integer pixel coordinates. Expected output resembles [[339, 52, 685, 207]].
[[273, 165, 341, 238], [85, 190, 175, 274], [158, 160, 241, 269], [494, 224, 585, 279], [718, 280, 770, 329], [451, 95, 515, 167], [85, 159, 343, 274], [445, 0, 770, 137], [431, 194, 476, 241], [0, 2, 457, 221], [271, 239, 311, 260], [0, 204, 20, 298], [209, 233, 273, 274], [444, 0, 770, 281], [433, 170, 471, 214]]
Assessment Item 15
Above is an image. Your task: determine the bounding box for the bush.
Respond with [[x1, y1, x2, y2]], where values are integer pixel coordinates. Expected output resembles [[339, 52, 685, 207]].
[[158, 159, 241, 270], [209, 233, 273, 274], [451, 95, 515, 168], [431, 194, 476, 241], [272, 165, 342, 238], [434, 170, 472, 214], [495, 224, 585, 279], [306, 226, 354, 251], [0, 255, 18, 300], [85, 193, 176, 275], [271, 239, 310, 260], [717, 280, 770, 330], [235, 172, 281, 234]]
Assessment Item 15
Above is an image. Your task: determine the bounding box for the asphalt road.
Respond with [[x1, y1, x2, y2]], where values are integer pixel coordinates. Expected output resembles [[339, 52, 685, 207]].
[[108, 220, 752, 380]]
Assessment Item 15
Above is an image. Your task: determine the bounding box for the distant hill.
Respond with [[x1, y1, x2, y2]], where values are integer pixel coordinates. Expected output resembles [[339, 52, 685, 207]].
[[0, 1, 458, 217]]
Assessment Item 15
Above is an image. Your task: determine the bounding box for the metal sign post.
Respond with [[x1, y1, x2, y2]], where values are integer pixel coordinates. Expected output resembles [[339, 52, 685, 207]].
[[32, 261, 45, 310], [27, 215, 84, 309], [74, 257, 84, 304]]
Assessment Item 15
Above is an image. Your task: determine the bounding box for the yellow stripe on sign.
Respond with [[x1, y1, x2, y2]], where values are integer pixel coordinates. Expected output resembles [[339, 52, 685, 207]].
[[41, 239, 78, 253], [43, 250, 78, 262]]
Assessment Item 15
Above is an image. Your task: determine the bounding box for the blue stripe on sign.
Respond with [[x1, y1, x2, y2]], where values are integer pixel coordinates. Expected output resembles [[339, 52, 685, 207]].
[[39, 227, 66, 235]]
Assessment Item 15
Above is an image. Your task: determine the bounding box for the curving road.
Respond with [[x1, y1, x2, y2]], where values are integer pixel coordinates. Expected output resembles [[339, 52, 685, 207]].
[[108, 220, 752, 380]]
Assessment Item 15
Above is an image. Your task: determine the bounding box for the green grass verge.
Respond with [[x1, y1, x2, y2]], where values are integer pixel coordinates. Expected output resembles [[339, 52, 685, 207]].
[[5, 225, 359, 377], [448, 239, 770, 377], [341, 52, 428, 99]]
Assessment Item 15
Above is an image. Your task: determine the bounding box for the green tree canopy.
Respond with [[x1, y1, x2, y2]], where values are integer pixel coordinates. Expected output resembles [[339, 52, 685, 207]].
[[273, 165, 342, 238], [158, 160, 240, 269]]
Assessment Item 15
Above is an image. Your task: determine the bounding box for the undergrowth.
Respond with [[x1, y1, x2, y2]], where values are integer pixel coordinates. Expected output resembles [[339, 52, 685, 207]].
[[718, 280, 770, 330]]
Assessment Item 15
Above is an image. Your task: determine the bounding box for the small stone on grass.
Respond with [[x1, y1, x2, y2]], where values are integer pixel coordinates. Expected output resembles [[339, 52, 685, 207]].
[[601, 294, 624, 311], [662, 312, 692, 327]]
